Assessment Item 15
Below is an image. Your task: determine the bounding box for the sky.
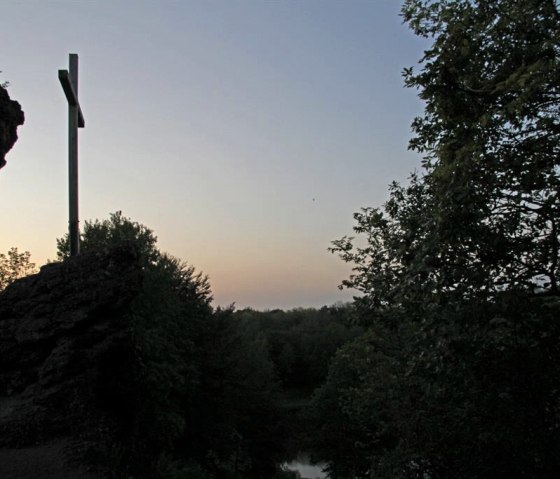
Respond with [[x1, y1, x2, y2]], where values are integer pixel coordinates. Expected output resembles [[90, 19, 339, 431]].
[[1, 0, 427, 310]]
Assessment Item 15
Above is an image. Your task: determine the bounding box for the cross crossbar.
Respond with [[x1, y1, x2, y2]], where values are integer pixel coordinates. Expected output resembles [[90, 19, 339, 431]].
[[58, 70, 85, 127]]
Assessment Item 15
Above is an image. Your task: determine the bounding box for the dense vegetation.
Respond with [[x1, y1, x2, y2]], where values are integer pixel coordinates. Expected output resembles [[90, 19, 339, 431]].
[[309, 1, 560, 477], [0, 247, 36, 290], [54, 212, 360, 478]]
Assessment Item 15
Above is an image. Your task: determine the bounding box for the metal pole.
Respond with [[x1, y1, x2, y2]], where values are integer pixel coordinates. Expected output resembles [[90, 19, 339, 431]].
[[68, 54, 79, 256]]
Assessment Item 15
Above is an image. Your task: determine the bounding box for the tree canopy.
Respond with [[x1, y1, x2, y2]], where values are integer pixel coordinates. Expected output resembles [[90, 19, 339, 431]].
[[54, 212, 298, 478], [57, 210, 160, 264], [317, 1, 560, 477], [403, 0, 560, 296], [333, 0, 560, 311], [0, 247, 36, 291]]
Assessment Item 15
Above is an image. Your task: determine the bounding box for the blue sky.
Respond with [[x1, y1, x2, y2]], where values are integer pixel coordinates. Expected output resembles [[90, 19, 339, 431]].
[[1, 0, 427, 309]]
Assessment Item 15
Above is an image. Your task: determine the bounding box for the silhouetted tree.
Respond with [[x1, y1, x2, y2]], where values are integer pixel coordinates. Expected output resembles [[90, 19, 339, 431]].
[[0, 247, 36, 290], [57, 210, 159, 264], [314, 1, 560, 477]]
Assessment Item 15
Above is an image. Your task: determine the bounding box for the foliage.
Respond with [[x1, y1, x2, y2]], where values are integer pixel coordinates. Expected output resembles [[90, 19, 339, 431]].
[[63, 212, 213, 476], [329, 175, 437, 311], [309, 325, 406, 478], [154, 455, 211, 479], [332, 0, 560, 309], [0, 247, 36, 290], [402, 0, 560, 296], [234, 304, 361, 392], [57, 210, 159, 264], [192, 307, 286, 478], [124, 254, 213, 474], [60, 212, 298, 478], [311, 297, 560, 478], [315, 1, 560, 477], [232, 305, 363, 467]]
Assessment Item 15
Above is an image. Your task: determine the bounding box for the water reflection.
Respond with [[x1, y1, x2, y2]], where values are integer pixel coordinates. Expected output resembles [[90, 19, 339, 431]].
[[282, 454, 327, 479]]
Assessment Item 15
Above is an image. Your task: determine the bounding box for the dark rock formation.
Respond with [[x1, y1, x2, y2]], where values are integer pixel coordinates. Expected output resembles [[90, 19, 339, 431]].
[[0, 244, 143, 477], [0, 85, 24, 170]]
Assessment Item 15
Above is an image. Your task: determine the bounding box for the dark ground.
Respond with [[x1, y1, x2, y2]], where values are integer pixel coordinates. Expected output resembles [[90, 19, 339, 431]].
[[0, 438, 104, 478]]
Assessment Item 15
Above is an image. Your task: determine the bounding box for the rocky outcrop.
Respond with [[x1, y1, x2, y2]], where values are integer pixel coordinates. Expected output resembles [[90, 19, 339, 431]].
[[0, 85, 24, 170], [0, 244, 143, 477]]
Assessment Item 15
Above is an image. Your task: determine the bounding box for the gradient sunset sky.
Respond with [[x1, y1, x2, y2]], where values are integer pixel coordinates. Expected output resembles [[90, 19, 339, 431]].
[[1, 0, 427, 310]]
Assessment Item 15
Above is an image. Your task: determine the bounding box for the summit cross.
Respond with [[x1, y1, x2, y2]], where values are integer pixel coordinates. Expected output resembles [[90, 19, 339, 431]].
[[58, 53, 85, 257]]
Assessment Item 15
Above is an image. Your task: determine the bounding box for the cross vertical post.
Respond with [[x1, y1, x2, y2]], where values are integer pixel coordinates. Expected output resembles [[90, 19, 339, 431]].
[[58, 53, 85, 256]]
